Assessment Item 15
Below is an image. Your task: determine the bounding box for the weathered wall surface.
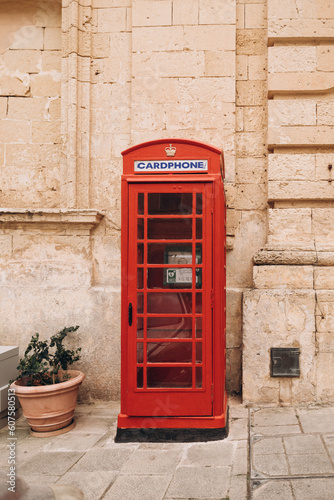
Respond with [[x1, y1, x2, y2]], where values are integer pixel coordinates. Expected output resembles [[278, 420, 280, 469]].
[[0, 0, 62, 207], [228, 0, 268, 392], [1, 0, 332, 404], [1, 0, 245, 401], [243, 0, 334, 405]]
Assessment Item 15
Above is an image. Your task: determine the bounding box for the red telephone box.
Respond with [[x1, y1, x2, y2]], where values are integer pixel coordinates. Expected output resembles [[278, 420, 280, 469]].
[[116, 139, 228, 441]]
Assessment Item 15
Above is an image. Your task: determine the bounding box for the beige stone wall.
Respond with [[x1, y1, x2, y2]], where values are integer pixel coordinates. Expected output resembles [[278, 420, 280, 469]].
[[1, 0, 333, 404], [243, 0, 334, 405], [0, 0, 62, 207], [0, 209, 122, 401], [1, 0, 247, 400], [227, 0, 268, 392]]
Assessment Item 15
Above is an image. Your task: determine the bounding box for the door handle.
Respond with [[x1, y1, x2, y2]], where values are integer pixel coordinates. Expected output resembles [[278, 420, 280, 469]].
[[128, 303, 133, 326]]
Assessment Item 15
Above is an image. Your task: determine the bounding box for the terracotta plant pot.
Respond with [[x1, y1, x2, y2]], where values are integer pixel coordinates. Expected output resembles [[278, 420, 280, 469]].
[[11, 370, 85, 435]]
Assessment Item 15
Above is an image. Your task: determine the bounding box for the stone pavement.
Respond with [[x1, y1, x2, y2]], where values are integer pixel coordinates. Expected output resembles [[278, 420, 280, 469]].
[[1, 399, 334, 499], [250, 405, 334, 500]]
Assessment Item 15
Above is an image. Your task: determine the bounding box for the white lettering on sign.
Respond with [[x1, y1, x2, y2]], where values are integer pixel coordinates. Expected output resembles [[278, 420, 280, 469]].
[[134, 160, 208, 173]]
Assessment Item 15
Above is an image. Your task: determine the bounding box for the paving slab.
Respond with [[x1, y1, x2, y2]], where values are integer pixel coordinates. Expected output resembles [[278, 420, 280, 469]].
[[323, 434, 334, 461], [92, 429, 137, 449], [252, 479, 294, 500], [43, 432, 103, 452], [19, 474, 61, 486], [227, 416, 248, 440], [138, 442, 165, 449], [252, 437, 284, 455], [59, 471, 117, 500], [250, 406, 334, 499], [230, 405, 249, 419], [287, 453, 334, 475], [71, 448, 135, 472], [283, 434, 326, 454], [72, 416, 116, 434], [166, 466, 230, 499], [15, 435, 53, 465], [324, 434, 334, 445], [180, 440, 236, 466], [161, 442, 191, 450], [232, 443, 248, 475], [252, 408, 299, 427], [228, 474, 248, 500], [73, 406, 94, 415], [252, 452, 289, 477], [18, 451, 84, 475], [251, 424, 301, 436], [103, 474, 171, 500], [297, 407, 334, 434], [120, 449, 182, 475], [87, 403, 119, 417], [292, 478, 334, 500]]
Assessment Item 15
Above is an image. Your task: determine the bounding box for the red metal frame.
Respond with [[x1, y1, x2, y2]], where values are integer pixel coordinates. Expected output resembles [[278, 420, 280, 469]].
[[118, 139, 227, 430]]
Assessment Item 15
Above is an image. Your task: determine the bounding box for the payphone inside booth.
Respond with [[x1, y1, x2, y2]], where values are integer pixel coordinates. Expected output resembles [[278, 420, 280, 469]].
[[116, 139, 228, 441]]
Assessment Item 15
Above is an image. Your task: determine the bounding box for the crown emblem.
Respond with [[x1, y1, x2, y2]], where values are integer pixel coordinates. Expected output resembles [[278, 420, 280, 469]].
[[165, 144, 176, 157]]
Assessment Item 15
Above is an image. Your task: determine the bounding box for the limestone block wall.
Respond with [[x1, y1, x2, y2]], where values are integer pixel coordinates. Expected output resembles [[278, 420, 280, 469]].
[[0, 0, 256, 401], [0, 209, 126, 401], [228, 0, 268, 391], [7, 0, 334, 404], [243, 0, 334, 405], [0, 0, 62, 207]]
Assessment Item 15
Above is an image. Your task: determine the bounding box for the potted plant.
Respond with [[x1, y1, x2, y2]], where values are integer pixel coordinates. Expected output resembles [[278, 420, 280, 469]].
[[10, 326, 84, 437]]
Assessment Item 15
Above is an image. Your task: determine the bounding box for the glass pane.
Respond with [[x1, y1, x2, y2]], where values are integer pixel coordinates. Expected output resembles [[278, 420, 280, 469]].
[[148, 244, 193, 265], [137, 244, 144, 264], [196, 342, 202, 363], [147, 268, 163, 288], [137, 317, 144, 338], [196, 219, 202, 239], [147, 342, 192, 363], [148, 268, 192, 289], [138, 193, 144, 214], [195, 317, 202, 338], [147, 219, 192, 239], [148, 193, 192, 215], [147, 317, 192, 339], [147, 292, 192, 314], [137, 292, 144, 314], [196, 193, 202, 214], [196, 244, 202, 264], [196, 293, 202, 314], [195, 268, 202, 289], [137, 342, 143, 363], [196, 367, 202, 388], [138, 218, 144, 239], [137, 367, 143, 388], [147, 367, 192, 388], [137, 268, 144, 289]]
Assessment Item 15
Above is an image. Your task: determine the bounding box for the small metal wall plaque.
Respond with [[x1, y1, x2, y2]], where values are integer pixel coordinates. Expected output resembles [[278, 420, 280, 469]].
[[270, 347, 300, 377]]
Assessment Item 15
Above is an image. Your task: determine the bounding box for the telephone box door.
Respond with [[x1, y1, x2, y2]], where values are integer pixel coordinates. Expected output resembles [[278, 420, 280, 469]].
[[127, 182, 213, 417]]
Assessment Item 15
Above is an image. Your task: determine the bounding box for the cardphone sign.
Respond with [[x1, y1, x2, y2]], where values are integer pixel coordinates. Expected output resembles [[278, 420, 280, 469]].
[[134, 160, 208, 172]]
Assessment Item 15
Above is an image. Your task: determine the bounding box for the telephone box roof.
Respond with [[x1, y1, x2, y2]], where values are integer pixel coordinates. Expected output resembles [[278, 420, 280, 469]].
[[122, 138, 222, 156]]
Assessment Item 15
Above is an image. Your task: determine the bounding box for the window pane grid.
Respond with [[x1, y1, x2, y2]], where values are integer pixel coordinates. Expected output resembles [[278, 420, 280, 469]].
[[134, 190, 206, 391]]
